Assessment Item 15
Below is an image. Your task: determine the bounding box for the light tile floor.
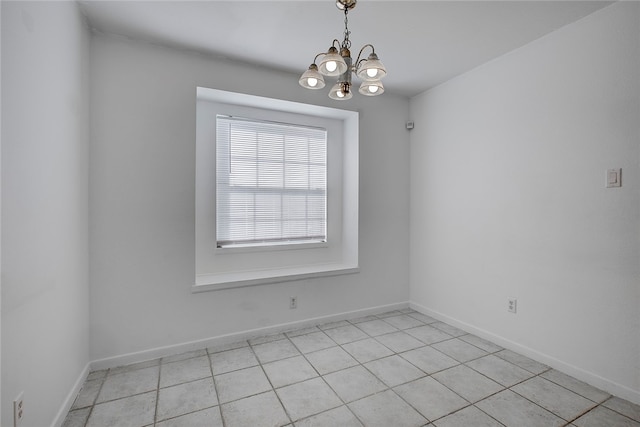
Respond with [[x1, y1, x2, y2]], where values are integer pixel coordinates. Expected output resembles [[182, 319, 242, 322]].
[[63, 309, 640, 427]]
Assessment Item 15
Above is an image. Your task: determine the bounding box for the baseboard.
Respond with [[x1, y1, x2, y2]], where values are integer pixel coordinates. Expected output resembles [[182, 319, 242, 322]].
[[90, 301, 410, 371], [410, 302, 640, 406], [50, 362, 90, 427]]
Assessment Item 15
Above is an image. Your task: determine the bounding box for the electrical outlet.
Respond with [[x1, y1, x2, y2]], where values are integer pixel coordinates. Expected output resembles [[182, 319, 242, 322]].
[[289, 296, 297, 309], [14, 392, 24, 427], [508, 298, 517, 314]]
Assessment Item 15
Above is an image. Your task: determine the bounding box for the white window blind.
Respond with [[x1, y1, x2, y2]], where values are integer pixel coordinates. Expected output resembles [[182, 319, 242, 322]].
[[216, 115, 327, 247]]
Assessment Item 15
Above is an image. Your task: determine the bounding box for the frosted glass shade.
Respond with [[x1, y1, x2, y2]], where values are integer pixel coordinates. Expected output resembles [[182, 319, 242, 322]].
[[319, 48, 348, 76], [356, 53, 387, 81], [299, 65, 326, 89], [358, 80, 384, 96], [328, 83, 353, 100]]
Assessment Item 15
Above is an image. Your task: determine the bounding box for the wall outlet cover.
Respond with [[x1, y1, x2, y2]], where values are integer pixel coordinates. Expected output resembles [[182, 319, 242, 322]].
[[14, 392, 24, 427]]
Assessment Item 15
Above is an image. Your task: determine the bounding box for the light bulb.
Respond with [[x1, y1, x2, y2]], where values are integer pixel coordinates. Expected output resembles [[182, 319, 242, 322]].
[[326, 61, 337, 73], [307, 78, 318, 87], [358, 80, 383, 96], [366, 68, 378, 78], [337, 90, 344, 98]]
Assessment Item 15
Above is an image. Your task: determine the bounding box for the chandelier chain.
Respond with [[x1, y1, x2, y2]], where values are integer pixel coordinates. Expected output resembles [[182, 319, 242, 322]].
[[342, 9, 351, 50]]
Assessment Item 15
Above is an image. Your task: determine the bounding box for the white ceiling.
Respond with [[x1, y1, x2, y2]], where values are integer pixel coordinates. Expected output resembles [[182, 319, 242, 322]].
[[78, 0, 613, 98]]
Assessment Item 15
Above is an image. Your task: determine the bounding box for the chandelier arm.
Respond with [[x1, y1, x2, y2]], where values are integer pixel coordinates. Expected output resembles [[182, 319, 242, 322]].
[[354, 44, 376, 68]]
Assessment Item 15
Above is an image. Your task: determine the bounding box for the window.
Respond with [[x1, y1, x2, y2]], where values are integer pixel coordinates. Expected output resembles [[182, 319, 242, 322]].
[[195, 87, 359, 291], [216, 116, 327, 248]]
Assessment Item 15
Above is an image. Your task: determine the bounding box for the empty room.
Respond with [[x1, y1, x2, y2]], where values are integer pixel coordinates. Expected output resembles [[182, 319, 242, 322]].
[[1, 0, 638, 426]]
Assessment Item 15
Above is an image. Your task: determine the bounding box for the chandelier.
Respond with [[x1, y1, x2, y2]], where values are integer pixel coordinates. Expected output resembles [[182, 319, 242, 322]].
[[298, 0, 387, 100]]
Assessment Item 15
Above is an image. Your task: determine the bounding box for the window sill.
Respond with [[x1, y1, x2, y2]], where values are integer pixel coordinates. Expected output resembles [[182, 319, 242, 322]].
[[215, 240, 328, 255], [193, 263, 360, 292]]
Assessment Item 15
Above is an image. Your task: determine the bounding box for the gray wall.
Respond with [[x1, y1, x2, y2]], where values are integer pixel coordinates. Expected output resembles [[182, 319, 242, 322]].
[[1, 2, 90, 426], [89, 35, 411, 361], [409, 2, 639, 403]]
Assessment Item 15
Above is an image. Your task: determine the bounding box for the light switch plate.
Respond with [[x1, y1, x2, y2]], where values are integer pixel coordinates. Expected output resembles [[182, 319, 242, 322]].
[[606, 168, 621, 188]]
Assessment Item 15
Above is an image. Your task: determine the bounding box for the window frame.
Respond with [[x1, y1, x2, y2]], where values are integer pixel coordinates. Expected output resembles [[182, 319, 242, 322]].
[[195, 87, 359, 292], [215, 115, 328, 249]]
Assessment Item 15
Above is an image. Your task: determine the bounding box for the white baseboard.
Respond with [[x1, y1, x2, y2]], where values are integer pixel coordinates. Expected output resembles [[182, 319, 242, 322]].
[[56, 302, 406, 424], [50, 362, 90, 427], [60, 298, 637, 427], [410, 302, 640, 406], [90, 301, 410, 371]]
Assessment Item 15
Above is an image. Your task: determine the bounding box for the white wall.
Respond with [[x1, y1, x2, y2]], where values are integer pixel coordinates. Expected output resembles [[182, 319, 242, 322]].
[[89, 35, 411, 361], [410, 1, 639, 403], [1, 2, 90, 426], [0, 2, 3, 423]]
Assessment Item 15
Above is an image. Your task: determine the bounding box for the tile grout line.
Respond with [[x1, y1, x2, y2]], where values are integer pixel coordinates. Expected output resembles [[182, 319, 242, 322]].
[[266, 314, 419, 424], [536, 370, 612, 405], [333, 314, 432, 425], [327, 313, 491, 425], [425, 360, 509, 425], [64, 310, 640, 427], [285, 331, 352, 424], [510, 373, 639, 426], [247, 338, 295, 426], [205, 346, 227, 427], [599, 396, 640, 423], [86, 344, 562, 427], [469, 402, 509, 427], [289, 328, 379, 426], [427, 351, 554, 425], [150, 353, 218, 425], [152, 363, 161, 426], [344, 314, 471, 424], [82, 369, 109, 427], [375, 316, 558, 426]]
